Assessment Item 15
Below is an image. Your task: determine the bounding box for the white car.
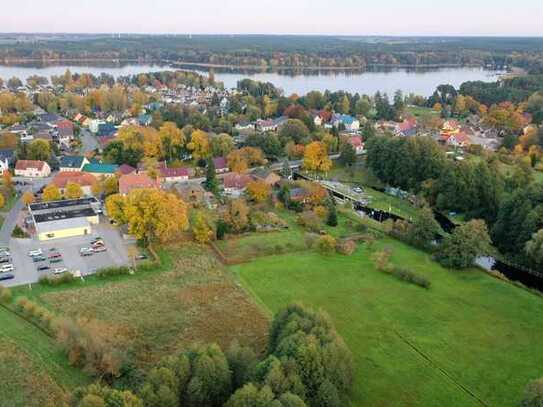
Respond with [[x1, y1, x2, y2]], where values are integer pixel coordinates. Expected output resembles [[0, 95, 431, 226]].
[[28, 249, 43, 257], [52, 267, 68, 275], [0, 264, 14, 273]]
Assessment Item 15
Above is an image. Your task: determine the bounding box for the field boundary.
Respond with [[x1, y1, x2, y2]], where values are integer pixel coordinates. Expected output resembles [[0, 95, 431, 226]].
[[394, 330, 488, 407]]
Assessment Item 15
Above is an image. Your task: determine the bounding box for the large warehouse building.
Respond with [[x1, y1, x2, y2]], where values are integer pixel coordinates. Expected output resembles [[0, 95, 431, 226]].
[[29, 197, 101, 241]]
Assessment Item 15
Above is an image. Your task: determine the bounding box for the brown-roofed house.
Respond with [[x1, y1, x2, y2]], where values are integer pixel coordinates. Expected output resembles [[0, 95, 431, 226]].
[[117, 164, 136, 176], [15, 160, 51, 178], [119, 173, 159, 195], [223, 172, 252, 196], [52, 171, 97, 196]]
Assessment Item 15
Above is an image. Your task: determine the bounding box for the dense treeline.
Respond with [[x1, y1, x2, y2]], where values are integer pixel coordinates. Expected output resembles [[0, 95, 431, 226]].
[[365, 134, 543, 268], [71, 304, 354, 407], [460, 75, 543, 106], [2, 34, 543, 69]]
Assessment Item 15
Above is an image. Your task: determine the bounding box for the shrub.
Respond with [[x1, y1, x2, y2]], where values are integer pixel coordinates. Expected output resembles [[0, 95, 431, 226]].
[[522, 377, 543, 407], [216, 219, 229, 240], [304, 232, 319, 249], [39, 273, 75, 286], [95, 266, 132, 278], [371, 248, 393, 272], [317, 235, 337, 255], [297, 211, 322, 232], [11, 225, 29, 238], [336, 239, 357, 256], [391, 267, 431, 289], [0, 286, 12, 304]]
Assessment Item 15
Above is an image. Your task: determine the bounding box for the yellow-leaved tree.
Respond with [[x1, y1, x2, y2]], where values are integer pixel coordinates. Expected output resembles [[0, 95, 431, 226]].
[[159, 122, 185, 160], [247, 180, 271, 203], [227, 150, 248, 173], [124, 189, 189, 244], [187, 130, 210, 161], [0, 194, 4, 209], [105, 194, 128, 225], [64, 182, 83, 199], [22, 191, 34, 206], [42, 184, 62, 202], [303, 141, 332, 173], [191, 211, 213, 244]]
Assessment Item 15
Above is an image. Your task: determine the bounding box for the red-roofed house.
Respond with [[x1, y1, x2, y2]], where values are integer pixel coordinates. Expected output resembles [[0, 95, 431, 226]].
[[442, 132, 472, 148], [347, 136, 365, 155], [119, 173, 159, 195], [159, 167, 189, 183], [213, 157, 229, 174], [117, 164, 136, 176], [15, 160, 51, 178], [223, 173, 252, 196], [52, 171, 97, 196]]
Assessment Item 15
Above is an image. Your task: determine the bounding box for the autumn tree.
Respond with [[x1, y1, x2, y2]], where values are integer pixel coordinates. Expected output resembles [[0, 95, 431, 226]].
[[225, 199, 250, 233], [105, 194, 128, 225], [124, 189, 189, 244], [187, 129, 211, 160], [65, 182, 83, 199], [211, 133, 235, 157], [192, 211, 214, 244], [227, 150, 248, 173], [22, 191, 34, 206], [2, 171, 13, 193], [42, 184, 62, 202], [27, 139, 51, 161], [0, 194, 4, 209], [247, 180, 271, 203], [303, 141, 332, 173], [159, 121, 185, 161]]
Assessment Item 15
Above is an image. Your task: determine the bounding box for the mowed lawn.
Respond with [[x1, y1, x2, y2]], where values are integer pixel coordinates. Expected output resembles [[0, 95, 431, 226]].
[[0, 307, 90, 407], [231, 238, 543, 406]]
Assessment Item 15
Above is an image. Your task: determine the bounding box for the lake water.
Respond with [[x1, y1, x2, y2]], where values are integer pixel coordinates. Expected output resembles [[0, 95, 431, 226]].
[[0, 62, 502, 96]]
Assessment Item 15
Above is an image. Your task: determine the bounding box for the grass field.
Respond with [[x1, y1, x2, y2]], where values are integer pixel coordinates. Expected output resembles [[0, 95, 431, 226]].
[[0, 306, 90, 407], [406, 105, 440, 118], [13, 244, 269, 367], [231, 238, 543, 406]]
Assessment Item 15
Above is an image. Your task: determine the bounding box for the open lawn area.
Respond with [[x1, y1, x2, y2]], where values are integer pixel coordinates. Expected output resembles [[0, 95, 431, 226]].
[[406, 105, 440, 118], [231, 238, 543, 406], [12, 244, 269, 368], [0, 306, 90, 407]]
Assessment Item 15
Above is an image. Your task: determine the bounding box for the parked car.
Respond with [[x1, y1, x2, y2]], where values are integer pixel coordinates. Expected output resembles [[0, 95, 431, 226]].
[[50, 258, 63, 264], [28, 249, 43, 257], [0, 264, 14, 273], [0, 273, 14, 281], [80, 247, 94, 257], [136, 254, 148, 260], [93, 246, 107, 253], [0, 249, 10, 257], [352, 186, 363, 194], [48, 252, 62, 259], [52, 267, 68, 275], [0, 257, 10, 264], [91, 237, 103, 244], [32, 255, 47, 263], [37, 265, 50, 271], [92, 240, 105, 248]]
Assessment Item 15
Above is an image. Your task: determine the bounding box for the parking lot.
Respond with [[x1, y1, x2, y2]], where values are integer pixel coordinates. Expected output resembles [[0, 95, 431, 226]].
[[1, 222, 133, 287]]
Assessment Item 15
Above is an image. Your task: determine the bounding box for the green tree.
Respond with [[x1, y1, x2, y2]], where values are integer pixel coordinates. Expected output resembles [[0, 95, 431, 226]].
[[326, 200, 338, 227], [205, 158, 219, 194], [339, 142, 356, 167], [27, 139, 51, 161], [525, 229, 543, 270]]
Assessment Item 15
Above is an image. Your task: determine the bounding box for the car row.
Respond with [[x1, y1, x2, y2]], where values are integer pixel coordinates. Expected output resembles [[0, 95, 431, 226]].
[[0, 246, 14, 277], [79, 238, 107, 257]]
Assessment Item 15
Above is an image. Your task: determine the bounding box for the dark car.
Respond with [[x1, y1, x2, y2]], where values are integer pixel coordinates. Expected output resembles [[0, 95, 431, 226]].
[[32, 255, 47, 263], [37, 265, 50, 271], [49, 258, 63, 264], [0, 273, 14, 281], [0, 257, 10, 264]]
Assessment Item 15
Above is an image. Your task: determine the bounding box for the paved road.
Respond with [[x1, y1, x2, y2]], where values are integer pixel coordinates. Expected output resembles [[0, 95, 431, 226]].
[[80, 129, 99, 154]]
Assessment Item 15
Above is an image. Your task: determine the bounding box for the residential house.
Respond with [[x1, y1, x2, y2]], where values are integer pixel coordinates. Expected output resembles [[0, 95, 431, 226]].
[[0, 149, 15, 168], [97, 123, 117, 137], [235, 122, 255, 131], [159, 167, 190, 183], [138, 114, 152, 127], [443, 132, 471, 148], [332, 114, 360, 132], [213, 157, 229, 174], [15, 160, 51, 178], [223, 173, 253, 196], [0, 156, 9, 175], [52, 172, 97, 196], [395, 118, 418, 137], [117, 164, 136, 176], [89, 119, 106, 134], [59, 156, 90, 172], [119, 173, 159, 195], [174, 183, 207, 205], [252, 168, 281, 186], [82, 163, 119, 178], [347, 136, 365, 155]]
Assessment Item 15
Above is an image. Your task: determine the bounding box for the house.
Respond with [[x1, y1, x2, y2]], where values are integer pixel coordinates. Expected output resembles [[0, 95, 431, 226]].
[[97, 123, 117, 137], [119, 173, 159, 195], [223, 173, 252, 196], [57, 126, 74, 145], [52, 172, 98, 196], [174, 183, 207, 205], [443, 132, 471, 148], [159, 167, 190, 183], [117, 164, 136, 176], [15, 160, 51, 178], [332, 114, 360, 132], [235, 122, 255, 131], [347, 136, 365, 155], [82, 163, 119, 178], [59, 156, 89, 172], [89, 119, 106, 134], [138, 114, 152, 127], [0, 149, 15, 168], [252, 168, 281, 186], [213, 157, 229, 174], [395, 118, 418, 137], [0, 156, 9, 175], [256, 116, 288, 132]]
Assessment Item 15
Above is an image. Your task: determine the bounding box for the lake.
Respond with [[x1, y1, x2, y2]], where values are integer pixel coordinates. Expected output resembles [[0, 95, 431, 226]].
[[0, 62, 503, 96]]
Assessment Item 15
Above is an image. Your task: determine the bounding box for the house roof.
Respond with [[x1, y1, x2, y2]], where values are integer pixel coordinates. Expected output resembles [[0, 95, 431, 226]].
[[82, 163, 119, 174], [348, 136, 363, 147], [52, 171, 97, 188], [117, 164, 136, 175], [160, 167, 189, 178], [56, 120, 74, 129], [119, 173, 159, 195], [59, 155, 86, 169], [223, 173, 252, 189], [15, 160, 47, 171], [213, 157, 228, 170]]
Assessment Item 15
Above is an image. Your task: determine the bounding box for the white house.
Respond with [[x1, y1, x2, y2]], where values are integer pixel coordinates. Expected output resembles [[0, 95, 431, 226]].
[[15, 160, 51, 178], [0, 158, 9, 175]]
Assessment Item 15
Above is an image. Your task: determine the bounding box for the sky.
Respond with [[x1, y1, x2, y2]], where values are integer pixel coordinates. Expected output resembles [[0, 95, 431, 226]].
[[3, 0, 543, 36]]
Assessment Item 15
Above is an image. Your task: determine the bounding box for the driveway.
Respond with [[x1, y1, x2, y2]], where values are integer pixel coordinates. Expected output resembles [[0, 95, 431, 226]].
[[80, 129, 99, 154]]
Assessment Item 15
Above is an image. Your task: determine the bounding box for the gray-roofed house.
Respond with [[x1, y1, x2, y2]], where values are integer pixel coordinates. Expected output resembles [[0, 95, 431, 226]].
[[59, 155, 90, 172]]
